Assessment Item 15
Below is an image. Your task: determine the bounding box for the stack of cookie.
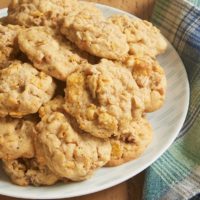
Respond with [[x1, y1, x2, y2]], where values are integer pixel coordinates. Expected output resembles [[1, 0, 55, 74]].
[[0, 0, 167, 186]]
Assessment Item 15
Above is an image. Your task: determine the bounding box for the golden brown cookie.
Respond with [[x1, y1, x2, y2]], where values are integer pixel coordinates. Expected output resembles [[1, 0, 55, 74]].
[[7, 0, 78, 27], [109, 15, 167, 58], [125, 56, 167, 112], [61, 7, 129, 59], [37, 96, 66, 165], [106, 117, 153, 166], [0, 61, 56, 117], [36, 112, 111, 181], [3, 158, 60, 186], [64, 59, 145, 139], [0, 24, 21, 68], [18, 27, 89, 81], [39, 96, 65, 119], [0, 117, 35, 160]]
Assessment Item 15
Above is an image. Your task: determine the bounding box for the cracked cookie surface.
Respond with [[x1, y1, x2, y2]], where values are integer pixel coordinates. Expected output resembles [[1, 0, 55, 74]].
[[64, 59, 145, 138]]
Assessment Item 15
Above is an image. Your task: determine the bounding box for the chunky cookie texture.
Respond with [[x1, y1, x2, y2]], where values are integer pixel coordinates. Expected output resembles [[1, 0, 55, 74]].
[[109, 15, 167, 58], [18, 27, 89, 81], [7, 0, 78, 27], [39, 96, 65, 118], [0, 117, 35, 160], [106, 117, 153, 166], [61, 7, 129, 59], [0, 61, 56, 117], [36, 111, 111, 181], [0, 0, 168, 187], [64, 59, 145, 139], [3, 158, 60, 186], [131, 56, 167, 112], [0, 24, 21, 68], [123, 56, 167, 112]]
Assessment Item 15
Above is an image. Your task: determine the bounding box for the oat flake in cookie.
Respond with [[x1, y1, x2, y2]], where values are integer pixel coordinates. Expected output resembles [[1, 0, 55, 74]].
[[18, 27, 89, 81], [0, 61, 56, 117], [64, 59, 145, 139]]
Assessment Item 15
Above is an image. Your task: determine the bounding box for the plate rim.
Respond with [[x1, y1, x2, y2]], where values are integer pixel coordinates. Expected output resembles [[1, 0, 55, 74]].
[[0, 4, 190, 199]]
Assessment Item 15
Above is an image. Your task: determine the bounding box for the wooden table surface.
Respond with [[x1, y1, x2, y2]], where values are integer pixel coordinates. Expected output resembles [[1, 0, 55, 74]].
[[0, 0, 154, 199]]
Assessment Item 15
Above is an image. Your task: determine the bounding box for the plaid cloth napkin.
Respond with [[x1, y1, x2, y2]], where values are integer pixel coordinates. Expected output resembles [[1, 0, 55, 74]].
[[143, 0, 200, 199]]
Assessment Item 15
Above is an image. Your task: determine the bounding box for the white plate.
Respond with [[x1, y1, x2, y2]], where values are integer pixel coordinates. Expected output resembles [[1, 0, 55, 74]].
[[0, 4, 189, 199]]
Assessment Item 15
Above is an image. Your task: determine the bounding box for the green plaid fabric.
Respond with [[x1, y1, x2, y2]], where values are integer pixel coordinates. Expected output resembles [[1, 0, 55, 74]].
[[143, 0, 200, 199]]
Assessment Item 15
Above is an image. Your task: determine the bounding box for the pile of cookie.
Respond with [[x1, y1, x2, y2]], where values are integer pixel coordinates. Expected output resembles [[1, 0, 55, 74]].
[[0, 0, 167, 186]]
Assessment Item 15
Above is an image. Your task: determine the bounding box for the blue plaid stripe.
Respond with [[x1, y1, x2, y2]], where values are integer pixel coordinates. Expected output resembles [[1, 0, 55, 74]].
[[144, 0, 200, 199]]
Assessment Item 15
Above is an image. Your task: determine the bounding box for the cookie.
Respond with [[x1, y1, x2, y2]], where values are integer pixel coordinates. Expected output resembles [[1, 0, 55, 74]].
[[0, 117, 35, 160], [7, 0, 78, 27], [3, 158, 60, 186], [0, 61, 56, 117], [36, 112, 111, 181], [0, 24, 21, 68], [61, 7, 129, 60], [37, 96, 66, 165], [39, 96, 65, 118], [125, 56, 167, 112], [18, 27, 89, 81], [64, 59, 145, 139], [109, 15, 167, 58], [106, 117, 153, 166]]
